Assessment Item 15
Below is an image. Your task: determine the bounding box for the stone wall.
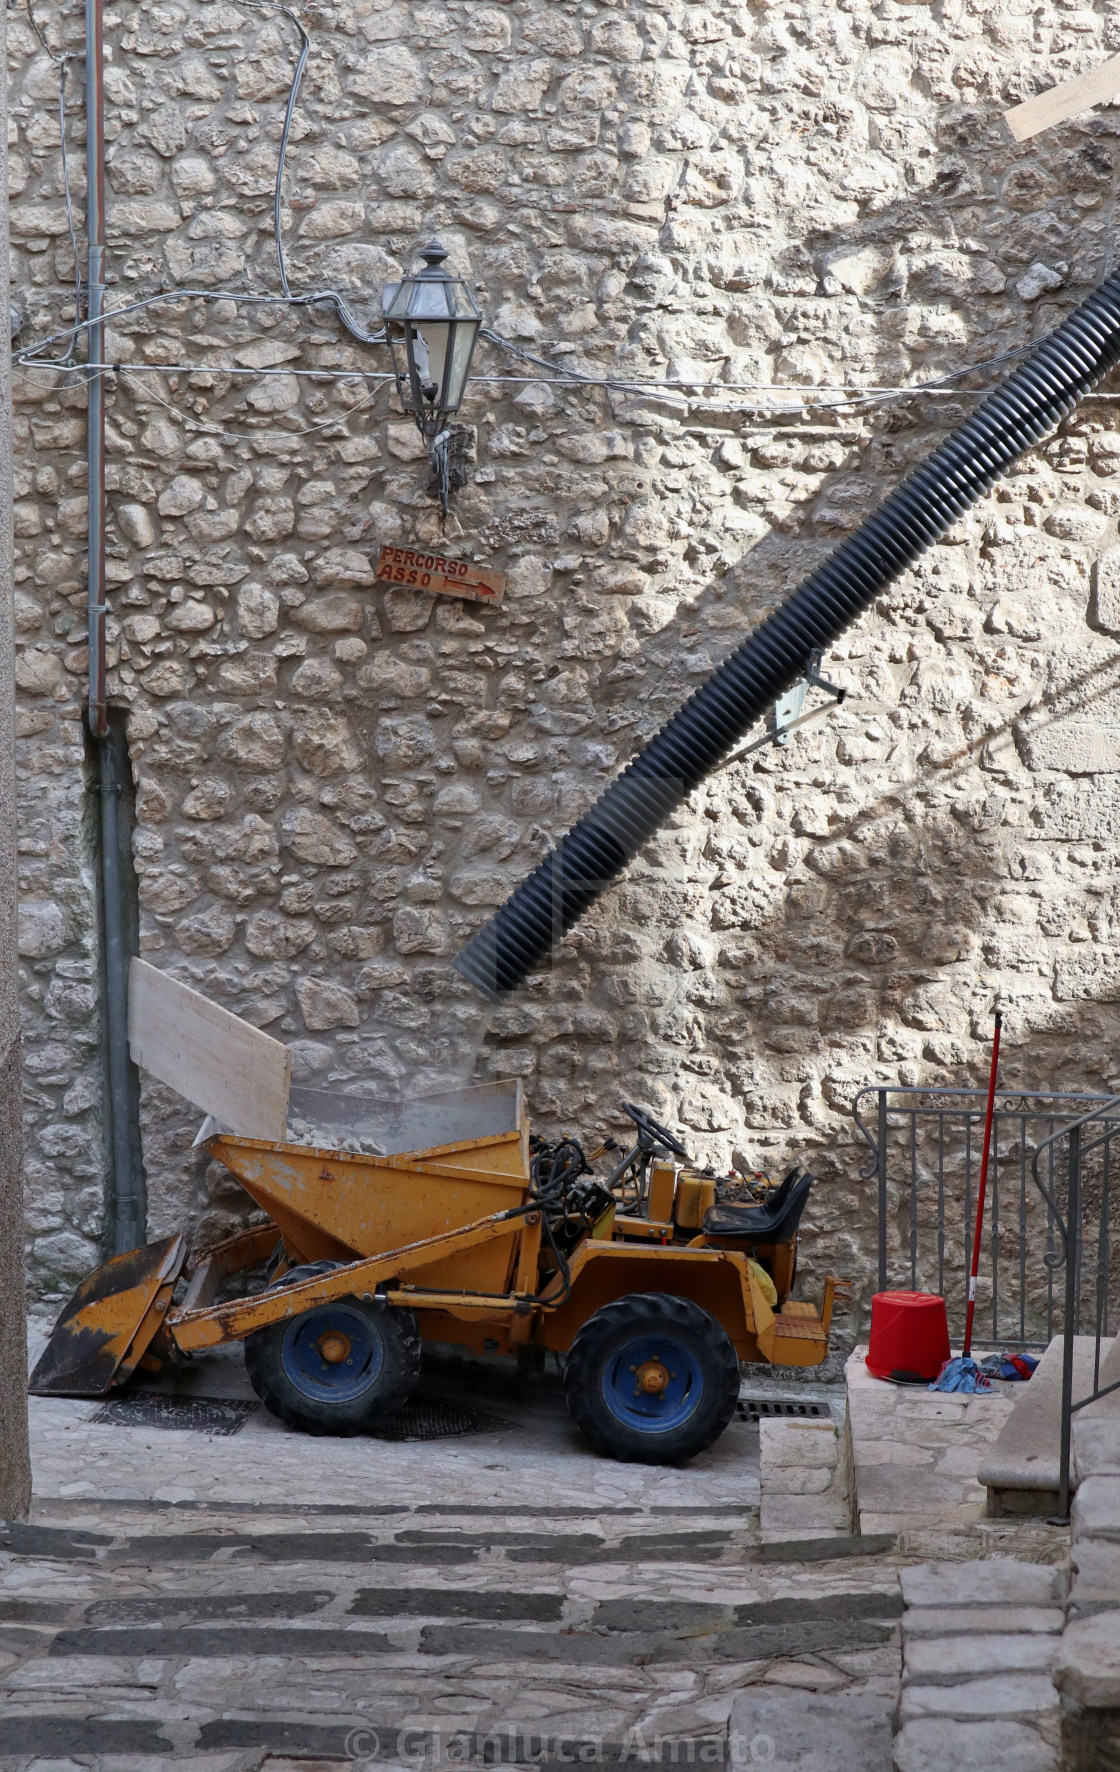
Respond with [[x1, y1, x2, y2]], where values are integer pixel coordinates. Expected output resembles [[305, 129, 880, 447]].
[[11, 0, 1120, 1328]]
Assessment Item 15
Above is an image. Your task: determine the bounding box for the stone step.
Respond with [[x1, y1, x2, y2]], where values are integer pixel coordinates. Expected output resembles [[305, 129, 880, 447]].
[[759, 1415, 853, 1542], [893, 1559, 1064, 1772], [0, 1509, 909, 1766], [979, 1335, 1117, 1517]]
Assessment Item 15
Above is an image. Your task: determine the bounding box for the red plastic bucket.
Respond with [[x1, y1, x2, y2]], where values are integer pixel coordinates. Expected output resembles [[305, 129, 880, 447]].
[[866, 1290, 950, 1383]]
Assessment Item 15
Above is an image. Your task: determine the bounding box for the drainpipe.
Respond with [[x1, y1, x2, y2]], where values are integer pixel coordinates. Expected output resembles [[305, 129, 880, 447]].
[[85, 0, 141, 1253]]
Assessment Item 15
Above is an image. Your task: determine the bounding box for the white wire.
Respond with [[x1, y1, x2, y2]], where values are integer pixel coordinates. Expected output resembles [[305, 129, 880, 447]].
[[13, 0, 1116, 425], [118, 363, 386, 442]]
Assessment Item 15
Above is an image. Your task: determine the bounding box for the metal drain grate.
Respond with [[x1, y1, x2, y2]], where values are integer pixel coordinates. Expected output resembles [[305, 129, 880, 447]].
[[92, 1395, 260, 1436], [736, 1398, 825, 1423], [371, 1398, 509, 1441], [91, 1393, 508, 1441]]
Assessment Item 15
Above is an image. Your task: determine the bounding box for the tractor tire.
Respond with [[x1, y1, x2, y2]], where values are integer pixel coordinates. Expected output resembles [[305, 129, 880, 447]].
[[563, 1292, 740, 1465], [244, 1266, 421, 1437]]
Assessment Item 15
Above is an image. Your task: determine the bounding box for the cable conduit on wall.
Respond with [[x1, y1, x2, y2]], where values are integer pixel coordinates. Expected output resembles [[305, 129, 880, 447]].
[[454, 271, 1120, 1001]]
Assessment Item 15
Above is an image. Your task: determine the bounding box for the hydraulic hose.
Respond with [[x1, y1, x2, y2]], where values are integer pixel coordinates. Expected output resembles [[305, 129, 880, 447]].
[[454, 270, 1120, 1001]]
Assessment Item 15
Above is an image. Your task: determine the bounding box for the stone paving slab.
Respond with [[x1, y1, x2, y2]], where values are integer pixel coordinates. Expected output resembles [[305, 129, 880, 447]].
[[729, 1686, 895, 1769], [897, 1672, 1059, 1720], [901, 1604, 1065, 1638], [1, 1481, 914, 1772], [893, 1717, 1061, 1772], [902, 1633, 1058, 1681], [899, 1559, 1067, 1608], [25, 1320, 765, 1515]]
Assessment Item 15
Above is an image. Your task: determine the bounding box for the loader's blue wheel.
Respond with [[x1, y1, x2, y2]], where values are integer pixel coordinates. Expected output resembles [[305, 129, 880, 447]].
[[244, 1274, 421, 1436], [601, 1334, 704, 1434], [564, 1293, 740, 1465], [280, 1302, 385, 1404]]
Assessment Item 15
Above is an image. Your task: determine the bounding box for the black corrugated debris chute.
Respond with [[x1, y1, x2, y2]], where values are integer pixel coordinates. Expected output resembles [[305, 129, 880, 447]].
[[454, 271, 1120, 1001]]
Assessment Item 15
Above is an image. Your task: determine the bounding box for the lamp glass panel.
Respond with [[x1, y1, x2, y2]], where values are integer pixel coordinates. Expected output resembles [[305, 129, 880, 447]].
[[408, 281, 454, 321], [447, 319, 479, 410], [412, 320, 450, 404], [448, 282, 479, 318]]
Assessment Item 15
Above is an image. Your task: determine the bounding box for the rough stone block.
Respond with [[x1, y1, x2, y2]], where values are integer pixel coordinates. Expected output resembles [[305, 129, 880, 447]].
[[900, 1560, 1067, 1609], [1070, 1536, 1120, 1613], [1072, 1476, 1120, 1542], [1055, 1611, 1120, 1709], [903, 1633, 1058, 1682], [893, 1717, 1059, 1772], [897, 1673, 1058, 1721], [902, 1606, 1065, 1638]]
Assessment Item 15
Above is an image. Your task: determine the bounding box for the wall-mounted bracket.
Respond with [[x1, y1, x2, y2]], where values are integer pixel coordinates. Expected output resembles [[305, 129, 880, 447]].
[[770, 648, 846, 746]]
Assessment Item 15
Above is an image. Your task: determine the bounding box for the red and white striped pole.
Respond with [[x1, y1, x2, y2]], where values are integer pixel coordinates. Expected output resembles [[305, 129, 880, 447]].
[[963, 1010, 1003, 1359]]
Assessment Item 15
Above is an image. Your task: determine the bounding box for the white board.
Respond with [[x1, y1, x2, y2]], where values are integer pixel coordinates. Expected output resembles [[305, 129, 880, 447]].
[[128, 959, 290, 1142], [1004, 54, 1120, 142]]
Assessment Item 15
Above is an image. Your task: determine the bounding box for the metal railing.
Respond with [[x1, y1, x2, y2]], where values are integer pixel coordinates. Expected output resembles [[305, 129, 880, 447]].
[[853, 1085, 1120, 1349], [1028, 1100, 1120, 1521]]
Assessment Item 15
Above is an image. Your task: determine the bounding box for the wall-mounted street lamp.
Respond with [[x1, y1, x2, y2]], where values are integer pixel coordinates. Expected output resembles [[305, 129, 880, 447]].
[[382, 241, 482, 512]]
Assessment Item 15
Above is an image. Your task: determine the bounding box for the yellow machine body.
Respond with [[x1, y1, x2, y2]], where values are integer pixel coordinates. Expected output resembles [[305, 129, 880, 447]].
[[30, 1083, 845, 1397]]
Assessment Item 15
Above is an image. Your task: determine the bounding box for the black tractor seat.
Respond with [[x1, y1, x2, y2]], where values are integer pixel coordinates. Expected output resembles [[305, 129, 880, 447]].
[[702, 1174, 814, 1244], [734, 1167, 801, 1218]]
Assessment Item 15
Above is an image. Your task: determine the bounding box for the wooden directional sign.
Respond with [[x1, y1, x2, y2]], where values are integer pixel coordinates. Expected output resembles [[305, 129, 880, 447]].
[[1005, 53, 1120, 142], [375, 544, 506, 607]]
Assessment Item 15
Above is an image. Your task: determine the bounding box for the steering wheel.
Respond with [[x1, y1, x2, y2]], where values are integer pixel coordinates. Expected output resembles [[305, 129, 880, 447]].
[[621, 1102, 691, 1162]]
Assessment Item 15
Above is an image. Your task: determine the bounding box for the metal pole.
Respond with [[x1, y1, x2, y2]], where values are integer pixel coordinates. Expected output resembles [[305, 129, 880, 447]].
[[877, 1088, 888, 1291], [0, 0, 31, 1522], [1057, 1121, 1081, 1524], [85, 0, 106, 742], [84, 0, 140, 1251]]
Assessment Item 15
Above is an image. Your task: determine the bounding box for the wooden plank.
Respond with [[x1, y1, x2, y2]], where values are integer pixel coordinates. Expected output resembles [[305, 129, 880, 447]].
[[1004, 54, 1120, 142], [128, 959, 290, 1141]]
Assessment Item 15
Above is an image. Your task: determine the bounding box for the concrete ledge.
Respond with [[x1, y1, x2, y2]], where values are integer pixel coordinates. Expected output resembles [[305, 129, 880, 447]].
[[980, 1336, 1117, 1515], [846, 1347, 1012, 1537]]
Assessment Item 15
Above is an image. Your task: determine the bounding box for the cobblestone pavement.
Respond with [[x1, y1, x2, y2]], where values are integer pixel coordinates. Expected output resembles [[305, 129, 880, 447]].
[[0, 1496, 906, 1771], [4, 1342, 908, 1770]]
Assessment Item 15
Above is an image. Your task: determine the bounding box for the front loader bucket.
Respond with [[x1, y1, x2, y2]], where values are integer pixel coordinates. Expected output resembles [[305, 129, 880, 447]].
[[29, 1234, 186, 1397]]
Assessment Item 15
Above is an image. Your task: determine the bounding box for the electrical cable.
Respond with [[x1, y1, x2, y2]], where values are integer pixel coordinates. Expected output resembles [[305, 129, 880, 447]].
[[17, 330, 1092, 410], [22, 0, 83, 363], [115, 362, 388, 442], [10, 0, 1113, 428], [258, 0, 386, 344], [56, 54, 81, 352], [478, 327, 1043, 411]]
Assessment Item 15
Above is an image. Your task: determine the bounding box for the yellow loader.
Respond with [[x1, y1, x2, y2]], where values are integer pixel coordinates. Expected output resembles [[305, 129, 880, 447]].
[[31, 967, 846, 1464]]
